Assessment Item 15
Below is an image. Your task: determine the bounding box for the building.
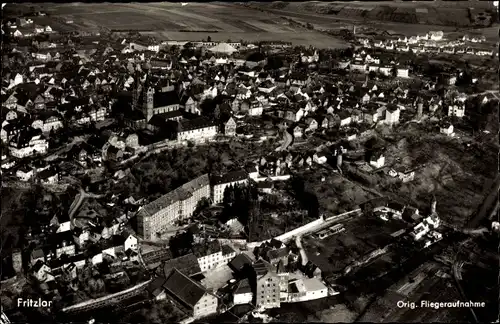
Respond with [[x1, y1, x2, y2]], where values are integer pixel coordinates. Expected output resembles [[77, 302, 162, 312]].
[[224, 117, 237, 136], [233, 278, 253, 305], [369, 152, 385, 169], [286, 278, 328, 303], [440, 123, 454, 136], [448, 104, 465, 118], [128, 76, 181, 129], [254, 259, 280, 310], [163, 253, 202, 279], [177, 117, 217, 142], [194, 241, 237, 272], [136, 174, 210, 240], [211, 170, 248, 205], [385, 105, 400, 124], [163, 269, 218, 319]]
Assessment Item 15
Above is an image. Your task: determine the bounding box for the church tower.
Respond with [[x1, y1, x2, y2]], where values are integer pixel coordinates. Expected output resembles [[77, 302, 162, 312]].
[[144, 86, 155, 122]]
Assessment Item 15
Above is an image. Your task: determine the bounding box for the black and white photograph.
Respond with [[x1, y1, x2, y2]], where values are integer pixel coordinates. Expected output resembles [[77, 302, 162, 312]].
[[0, 1, 498, 323]]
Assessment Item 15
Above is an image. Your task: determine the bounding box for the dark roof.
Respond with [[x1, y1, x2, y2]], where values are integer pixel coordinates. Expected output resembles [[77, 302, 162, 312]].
[[157, 110, 184, 120], [229, 253, 253, 273], [222, 245, 236, 256], [178, 116, 215, 132], [148, 114, 169, 128], [154, 91, 180, 108], [163, 269, 208, 310], [253, 259, 272, 277], [163, 253, 201, 278], [212, 170, 248, 186], [234, 278, 252, 294], [147, 276, 166, 296], [387, 202, 405, 212], [192, 241, 222, 258], [267, 247, 288, 260]]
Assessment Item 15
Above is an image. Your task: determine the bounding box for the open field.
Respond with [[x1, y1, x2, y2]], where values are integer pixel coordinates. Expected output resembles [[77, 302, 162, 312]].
[[248, 1, 498, 35], [39, 3, 349, 48]]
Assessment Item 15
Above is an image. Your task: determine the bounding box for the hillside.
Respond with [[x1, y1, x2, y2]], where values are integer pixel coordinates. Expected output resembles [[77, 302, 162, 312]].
[[248, 1, 498, 28]]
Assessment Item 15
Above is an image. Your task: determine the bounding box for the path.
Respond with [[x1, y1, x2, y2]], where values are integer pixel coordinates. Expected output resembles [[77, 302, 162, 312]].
[[68, 187, 105, 230]]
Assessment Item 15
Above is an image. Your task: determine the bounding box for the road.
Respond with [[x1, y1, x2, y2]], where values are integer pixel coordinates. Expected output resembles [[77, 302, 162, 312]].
[[467, 174, 500, 228], [68, 187, 105, 230]]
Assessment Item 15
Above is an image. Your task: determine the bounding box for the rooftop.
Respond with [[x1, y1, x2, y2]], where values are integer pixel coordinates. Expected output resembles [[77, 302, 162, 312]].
[[139, 174, 209, 217]]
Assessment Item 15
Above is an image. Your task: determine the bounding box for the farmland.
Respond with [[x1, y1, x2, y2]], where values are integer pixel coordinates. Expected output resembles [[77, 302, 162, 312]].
[[248, 1, 498, 32], [39, 2, 349, 48]]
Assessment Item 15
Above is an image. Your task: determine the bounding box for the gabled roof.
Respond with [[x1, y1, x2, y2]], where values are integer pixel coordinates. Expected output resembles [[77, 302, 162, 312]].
[[212, 170, 247, 186], [163, 253, 202, 278], [163, 268, 209, 309]]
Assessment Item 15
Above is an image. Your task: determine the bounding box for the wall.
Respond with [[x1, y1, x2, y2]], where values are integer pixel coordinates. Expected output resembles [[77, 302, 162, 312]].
[[253, 175, 291, 182]]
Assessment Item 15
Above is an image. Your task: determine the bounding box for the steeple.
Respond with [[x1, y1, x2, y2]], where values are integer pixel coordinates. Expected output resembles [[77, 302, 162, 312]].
[[431, 194, 437, 215]]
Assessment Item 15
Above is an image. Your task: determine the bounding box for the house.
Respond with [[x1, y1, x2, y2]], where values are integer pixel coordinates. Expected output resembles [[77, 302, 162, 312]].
[[286, 278, 328, 303], [31, 248, 45, 265], [224, 117, 237, 137], [385, 105, 400, 124], [124, 234, 138, 251], [369, 152, 385, 169], [38, 168, 60, 185], [163, 269, 219, 319], [211, 170, 248, 205], [313, 153, 327, 165], [440, 122, 454, 136], [293, 125, 303, 138], [163, 253, 202, 279], [182, 96, 201, 115], [177, 117, 217, 142], [193, 241, 236, 272], [304, 118, 318, 132], [229, 253, 254, 276], [256, 180, 274, 194], [448, 104, 465, 118], [16, 167, 34, 181], [248, 100, 263, 116], [233, 278, 253, 305], [397, 67, 409, 78], [396, 167, 415, 183], [254, 259, 281, 310], [9, 134, 49, 159], [31, 260, 54, 283], [338, 111, 351, 127]]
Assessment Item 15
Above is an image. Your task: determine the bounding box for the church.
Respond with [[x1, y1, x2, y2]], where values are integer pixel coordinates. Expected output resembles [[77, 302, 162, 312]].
[[125, 74, 182, 131]]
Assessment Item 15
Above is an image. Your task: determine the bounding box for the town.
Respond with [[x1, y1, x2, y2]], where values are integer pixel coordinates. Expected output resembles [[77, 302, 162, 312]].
[[1, 4, 499, 324]]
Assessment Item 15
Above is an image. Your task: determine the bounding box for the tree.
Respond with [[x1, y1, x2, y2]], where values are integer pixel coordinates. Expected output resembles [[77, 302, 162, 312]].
[[391, 65, 398, 78], [207, 36, 212, 42]]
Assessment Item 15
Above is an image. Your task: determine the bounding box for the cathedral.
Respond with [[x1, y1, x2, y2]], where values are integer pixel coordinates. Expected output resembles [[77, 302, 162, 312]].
[[126, 73, 182, 130]]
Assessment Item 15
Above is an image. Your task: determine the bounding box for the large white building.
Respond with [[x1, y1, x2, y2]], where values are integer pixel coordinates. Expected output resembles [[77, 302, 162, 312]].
[[177, 117, 217, 142], [136, 174, 210, 240], [193, 242, 237, 272], [211, 170, 248, 204], [286, 278, 329, 303], [9, 134, 48, 158]]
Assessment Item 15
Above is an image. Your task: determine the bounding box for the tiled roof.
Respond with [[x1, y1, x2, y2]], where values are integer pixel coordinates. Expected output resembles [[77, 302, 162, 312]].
[[154, 90, 180, 108], [163, 253, 202, 278], [212, 170, 247, 186], [163, 269, 208, 309], [139, 174, 209, 217]]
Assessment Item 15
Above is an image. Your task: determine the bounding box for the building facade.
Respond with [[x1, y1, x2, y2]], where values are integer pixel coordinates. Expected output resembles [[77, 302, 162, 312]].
[[136, 174, 210, 240]]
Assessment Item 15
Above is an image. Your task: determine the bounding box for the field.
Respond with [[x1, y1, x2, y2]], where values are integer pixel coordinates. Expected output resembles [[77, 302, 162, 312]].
[[248, 1, 498, 36], [39, 3, 349, 48]]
